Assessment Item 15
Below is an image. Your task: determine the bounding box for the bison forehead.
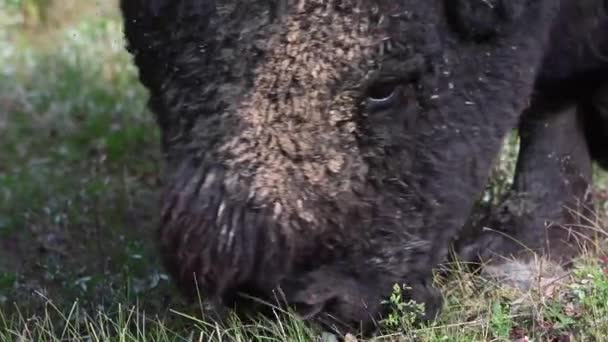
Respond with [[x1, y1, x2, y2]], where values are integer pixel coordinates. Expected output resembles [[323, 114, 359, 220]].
[[183, 1, 407, 220]]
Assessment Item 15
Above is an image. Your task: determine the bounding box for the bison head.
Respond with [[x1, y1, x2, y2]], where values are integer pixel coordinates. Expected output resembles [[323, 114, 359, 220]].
[[120, 0, 559, 331]]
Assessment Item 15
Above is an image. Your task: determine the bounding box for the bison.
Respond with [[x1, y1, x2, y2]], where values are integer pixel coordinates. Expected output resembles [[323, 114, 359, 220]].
[[119, 0, 608, 333]]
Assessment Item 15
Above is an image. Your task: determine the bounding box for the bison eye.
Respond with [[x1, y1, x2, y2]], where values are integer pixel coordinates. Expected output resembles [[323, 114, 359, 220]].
[[365, 81, 400, 111]]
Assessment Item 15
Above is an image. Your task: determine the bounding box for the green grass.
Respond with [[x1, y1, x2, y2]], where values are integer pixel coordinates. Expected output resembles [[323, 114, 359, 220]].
[[0, 0, 171, 318], [1, 1, 607, 341]]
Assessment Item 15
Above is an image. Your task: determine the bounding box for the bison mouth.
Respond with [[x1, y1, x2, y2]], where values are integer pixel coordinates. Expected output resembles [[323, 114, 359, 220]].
[[156, 158, 440, 331]]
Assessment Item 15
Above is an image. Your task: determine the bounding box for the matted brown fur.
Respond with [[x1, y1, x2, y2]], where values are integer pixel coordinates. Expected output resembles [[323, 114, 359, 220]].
[[218, 1, 374, 232]]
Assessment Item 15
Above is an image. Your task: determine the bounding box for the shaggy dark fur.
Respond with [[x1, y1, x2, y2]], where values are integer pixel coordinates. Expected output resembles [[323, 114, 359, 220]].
[[119, 0, 607, 333], [455, 0, 608, 270]]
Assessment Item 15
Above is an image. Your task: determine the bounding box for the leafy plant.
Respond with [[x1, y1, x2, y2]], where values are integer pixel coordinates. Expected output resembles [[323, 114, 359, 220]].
[[489, 301, 513, 341], [381, 283, 427, 331]]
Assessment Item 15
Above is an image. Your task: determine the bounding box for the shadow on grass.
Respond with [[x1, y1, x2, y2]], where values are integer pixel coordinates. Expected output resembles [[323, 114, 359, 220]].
[[0, 6, 195, 325]]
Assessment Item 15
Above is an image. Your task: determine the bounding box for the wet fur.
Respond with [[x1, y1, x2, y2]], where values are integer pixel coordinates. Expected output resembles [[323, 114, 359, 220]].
[[120, 0, 607, 333]]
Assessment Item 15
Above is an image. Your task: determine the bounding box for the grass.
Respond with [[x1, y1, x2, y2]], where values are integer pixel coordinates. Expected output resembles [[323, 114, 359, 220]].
[[1, 1, 607, 341], [0, 0, 171, 317]]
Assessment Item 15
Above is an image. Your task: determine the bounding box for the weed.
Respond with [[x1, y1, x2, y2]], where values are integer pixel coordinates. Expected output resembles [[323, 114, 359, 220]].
[[381, 284, 427, 330], [489, 301, 513, 341]]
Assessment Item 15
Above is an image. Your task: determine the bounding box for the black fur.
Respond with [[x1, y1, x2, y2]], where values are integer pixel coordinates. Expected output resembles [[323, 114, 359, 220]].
[[455, 0, 608, 286], [119, 0, 607, 334]]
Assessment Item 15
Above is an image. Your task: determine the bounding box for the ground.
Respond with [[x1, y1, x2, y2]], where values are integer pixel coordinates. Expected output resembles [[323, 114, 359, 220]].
[[1, 1, 608, 341]]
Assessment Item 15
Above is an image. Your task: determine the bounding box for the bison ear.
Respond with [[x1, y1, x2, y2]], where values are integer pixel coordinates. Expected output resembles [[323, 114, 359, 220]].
[[444, 0, 527, 42]]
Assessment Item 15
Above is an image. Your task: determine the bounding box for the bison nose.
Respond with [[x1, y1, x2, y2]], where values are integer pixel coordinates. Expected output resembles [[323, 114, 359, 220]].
[[159, 159, 293, 300]]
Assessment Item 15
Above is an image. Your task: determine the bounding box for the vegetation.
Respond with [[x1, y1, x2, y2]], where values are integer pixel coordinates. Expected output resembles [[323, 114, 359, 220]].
[[1, 1, 607, 340]]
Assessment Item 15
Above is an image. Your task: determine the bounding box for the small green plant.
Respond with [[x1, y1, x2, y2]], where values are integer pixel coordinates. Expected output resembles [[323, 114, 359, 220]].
[[489, 301, 513, 341], [545, 304, 576, 333], [565, 259, 608, 337], [380, 283, 427, 331]]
